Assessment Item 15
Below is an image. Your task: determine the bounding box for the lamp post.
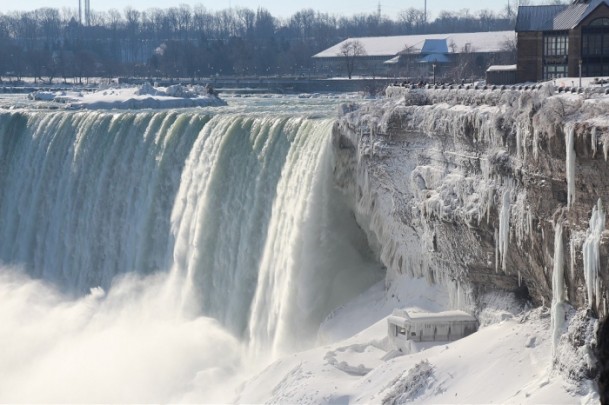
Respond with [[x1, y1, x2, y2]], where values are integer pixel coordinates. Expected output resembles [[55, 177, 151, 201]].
[[579, 59, 582, 88], [432, 62, 436, 85]]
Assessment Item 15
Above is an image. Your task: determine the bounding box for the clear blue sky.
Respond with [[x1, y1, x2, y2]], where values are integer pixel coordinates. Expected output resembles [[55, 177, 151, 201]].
[[1, 0, 511, 19]]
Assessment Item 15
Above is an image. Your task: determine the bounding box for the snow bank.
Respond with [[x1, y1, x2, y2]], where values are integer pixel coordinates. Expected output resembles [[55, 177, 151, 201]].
[[237, 300, 598, 404], [29, 83, 226, 110]]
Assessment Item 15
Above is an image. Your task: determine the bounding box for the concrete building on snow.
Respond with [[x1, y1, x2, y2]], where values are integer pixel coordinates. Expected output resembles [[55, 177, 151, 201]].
[[387, 309, 478, 352]]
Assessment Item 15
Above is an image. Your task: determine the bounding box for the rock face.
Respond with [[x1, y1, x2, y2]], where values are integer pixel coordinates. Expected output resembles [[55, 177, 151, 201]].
[[332, 86, 609, 320]]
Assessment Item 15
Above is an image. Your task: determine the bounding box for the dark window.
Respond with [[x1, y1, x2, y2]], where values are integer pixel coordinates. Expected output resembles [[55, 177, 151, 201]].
[[544, 34, 568, 56], [582, 18, 609, 76], [543, 64, 567, 80], [590, 18, 609, 27]]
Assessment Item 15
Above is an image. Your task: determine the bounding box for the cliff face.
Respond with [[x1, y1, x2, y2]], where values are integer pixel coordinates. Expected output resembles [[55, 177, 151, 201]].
[[333, 86, 609, 320]]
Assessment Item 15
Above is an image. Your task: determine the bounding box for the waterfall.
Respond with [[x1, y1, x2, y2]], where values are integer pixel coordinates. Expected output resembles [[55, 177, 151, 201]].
[[0, 108, 382, 357], [0, 110, 204, 290]]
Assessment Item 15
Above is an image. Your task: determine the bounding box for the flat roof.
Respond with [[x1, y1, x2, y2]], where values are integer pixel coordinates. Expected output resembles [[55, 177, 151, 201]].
[[389, 309, 477, 324]]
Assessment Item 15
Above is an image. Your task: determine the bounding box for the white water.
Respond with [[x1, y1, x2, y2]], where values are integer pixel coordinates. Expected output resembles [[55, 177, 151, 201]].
[[0, 99, 383, 401]]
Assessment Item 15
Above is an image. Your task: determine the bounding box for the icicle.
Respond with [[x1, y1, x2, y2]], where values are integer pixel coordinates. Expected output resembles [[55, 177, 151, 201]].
[[570, 236, 577, 282], [551, 221, 565, 359], [516, 125, 522, 160], [486, 187, 494, 225], [603, 132, 609, 161], [518, 270, 522, 287], [497, 189, 511, 273], [565, 124, 576, 209], [495, 228, 500, 273], [533, 128, 539, 161], [582, 199, 605, 310], [591, 127, 598, 158]]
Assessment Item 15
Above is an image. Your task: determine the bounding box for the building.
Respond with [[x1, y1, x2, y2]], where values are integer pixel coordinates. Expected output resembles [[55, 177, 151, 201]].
[[486, 64, 517, 85], [515, 0, 609, 82], [387, 309, 478, 351], [313, 31, 515, 81]]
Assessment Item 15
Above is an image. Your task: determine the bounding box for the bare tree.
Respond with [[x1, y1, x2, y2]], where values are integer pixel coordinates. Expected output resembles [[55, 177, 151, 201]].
[[339, 40, 366, 79]]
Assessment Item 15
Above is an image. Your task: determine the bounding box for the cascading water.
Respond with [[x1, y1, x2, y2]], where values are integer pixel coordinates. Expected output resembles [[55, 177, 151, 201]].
[[0, 110, 205, 290], [0, 100, 383, 401]]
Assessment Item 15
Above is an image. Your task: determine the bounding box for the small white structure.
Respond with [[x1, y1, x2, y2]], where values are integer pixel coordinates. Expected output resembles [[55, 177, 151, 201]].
[[387, 309, 478, 350]]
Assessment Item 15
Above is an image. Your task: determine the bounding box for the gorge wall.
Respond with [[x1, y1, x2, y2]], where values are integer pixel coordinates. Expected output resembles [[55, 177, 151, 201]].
[[334, 85, 609, 316], [332, 86, 609, 389]]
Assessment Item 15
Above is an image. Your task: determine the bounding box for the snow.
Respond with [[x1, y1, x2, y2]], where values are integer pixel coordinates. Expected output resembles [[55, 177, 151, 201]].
[[487, 64, 518, 72], [237, 279, 597, 404], [313, 31, 515, 58], [393, 309, 476, 323], [28, 83, 226, 110]]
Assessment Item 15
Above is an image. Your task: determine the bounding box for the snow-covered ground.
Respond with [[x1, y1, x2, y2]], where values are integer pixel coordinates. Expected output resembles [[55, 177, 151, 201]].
[[237, 275, 598, 404], [28, 83, 226, 110]]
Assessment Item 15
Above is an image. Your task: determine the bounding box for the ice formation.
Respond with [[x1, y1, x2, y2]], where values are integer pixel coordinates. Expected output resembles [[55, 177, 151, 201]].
[[497, 189, 511, 273], [551, 221, 565, 359], [582, 199, 605, 310], [565, 124, 576, 209]]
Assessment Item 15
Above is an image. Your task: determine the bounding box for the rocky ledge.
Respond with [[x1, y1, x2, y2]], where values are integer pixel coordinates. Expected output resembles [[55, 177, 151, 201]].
[[332, 85, 609, 397]]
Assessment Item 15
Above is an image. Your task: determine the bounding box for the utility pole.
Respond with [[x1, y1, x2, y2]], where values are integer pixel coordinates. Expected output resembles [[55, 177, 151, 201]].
[[424, 0, 427, 24], [78, 0, 91, 26], [377, 1, 381, 20]]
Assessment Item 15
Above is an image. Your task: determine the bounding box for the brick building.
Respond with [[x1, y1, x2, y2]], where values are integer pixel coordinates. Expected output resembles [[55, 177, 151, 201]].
[[516, 0, 609, 82]]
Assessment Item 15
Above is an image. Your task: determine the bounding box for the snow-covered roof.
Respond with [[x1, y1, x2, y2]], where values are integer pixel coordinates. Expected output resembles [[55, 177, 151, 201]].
[[487, 64, 517, 72], [383, 55, 400, 65], [313, 31, 515, 59], [389, 309, 477, 326]]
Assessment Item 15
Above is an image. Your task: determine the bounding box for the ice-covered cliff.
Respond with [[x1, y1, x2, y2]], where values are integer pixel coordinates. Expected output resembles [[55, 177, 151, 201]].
[[332, 85, 609, 395]]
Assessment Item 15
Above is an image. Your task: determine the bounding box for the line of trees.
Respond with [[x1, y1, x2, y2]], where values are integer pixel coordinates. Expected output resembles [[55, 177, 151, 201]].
[[0, 5, 518, 82]]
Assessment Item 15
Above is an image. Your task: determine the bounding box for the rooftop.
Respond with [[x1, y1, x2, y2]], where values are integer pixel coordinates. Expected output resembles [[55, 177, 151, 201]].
[[313, 31, 515, 59], [389, 309, 477, 324], [515, 0, 609, 32]]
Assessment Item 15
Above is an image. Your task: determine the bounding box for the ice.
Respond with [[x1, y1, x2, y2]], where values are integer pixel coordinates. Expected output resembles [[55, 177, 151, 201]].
[[551, 221, 565, 359], [582, 199, 605, 310], [565, 124, 576, 209], [28, 84, 226, 110], [497, 188, 511, 273]]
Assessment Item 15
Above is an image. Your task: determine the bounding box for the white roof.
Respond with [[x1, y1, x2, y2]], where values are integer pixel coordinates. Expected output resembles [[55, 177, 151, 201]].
[[389, 309, 477, 325], [487, 64, 517, 72], [313, 31, 515, 59]]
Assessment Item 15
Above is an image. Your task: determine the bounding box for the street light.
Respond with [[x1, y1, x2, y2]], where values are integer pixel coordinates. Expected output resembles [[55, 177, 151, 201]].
[[432, 62, 436, 85], [579, 59, 582, 88]]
